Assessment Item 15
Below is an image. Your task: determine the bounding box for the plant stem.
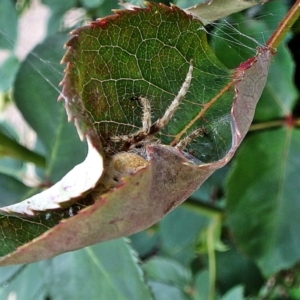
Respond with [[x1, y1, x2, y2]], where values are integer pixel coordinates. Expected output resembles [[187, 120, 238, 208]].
[[207, 217, 219, 300], [294, 118, 300, 126], [249, 120, 284, 131], [183, 198, 224, 218], [250, 117, 300, 132], [0, 130, 46, 168], [267, 0, 300, 49]]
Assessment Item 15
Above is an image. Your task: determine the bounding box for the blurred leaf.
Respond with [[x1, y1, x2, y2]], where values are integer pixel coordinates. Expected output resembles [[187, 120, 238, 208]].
[[255, 42, 297, 121], [130, 230, 159, 258], [226, 128, 300, 276], [191, 165, 229, 204], [159, 206, 210, 266], [210, 2, 288, 64], [0, 157, 24, 179], [0, 264, 47, 300], [0, 0, 18, 50], [0, 174, 33, 206], [146, 282, 191, 300], [121, 0, 267, 25], [211, 2, 297, 121], [143, 257, 192, 300], [0, 55, 19, 92], [221, 285, 245, 300], [216, 246, 264, 295], [211, 14, 267, 69], [193, 270, 210, 300], [43, 239, 152, 300], [41, 0, 78, 35], [87, 0, 120, 19], [41, 0, 76, 13], [80, 0, 105, 9], [13, 33, 87, 182], [46, 12, 69, 37], [174, 0, 205, 7], [289, 288, 300, 299], [0, 239, 152, 300], [254, 1, 297, 120], [0, 264, 24, 284], [184, 0, 267, 25]]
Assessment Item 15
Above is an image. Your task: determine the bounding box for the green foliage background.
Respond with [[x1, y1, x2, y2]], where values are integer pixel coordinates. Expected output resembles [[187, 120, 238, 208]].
[[0, 0, 300, 299]]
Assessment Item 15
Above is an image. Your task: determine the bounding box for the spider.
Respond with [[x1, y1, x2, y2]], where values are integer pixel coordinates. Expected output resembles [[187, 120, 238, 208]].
[[108, 59, 206, 155]]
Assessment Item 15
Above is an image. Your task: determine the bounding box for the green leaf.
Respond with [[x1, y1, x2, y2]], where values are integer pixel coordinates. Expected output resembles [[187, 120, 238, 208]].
[[63, 3, 234, 162], [184, 0, 267, 25], [0, 55, 19, 92], [80, 0, 105, 9], [0, 239, 152, 300], [0, 264, 47, 300], [0, 0, 18, 50], [159, 206, 210, 265], [146, 282, 190, 300], [121, 0, 268, 25], [143, 257, 192, 300], [130, 230, 159, 258], [84, 0, 120, 20], [221, 285, 245, 300], [211, 14, 268, 69], [193, 270, 210, 300], [13, 33, 87, 182], [41, 0, 76, 13], [210, 2, 297, 121], [0, 174, 32, 206], [226, 128, 300, 276], [216, 247, 264, 295], [41, 0, 77, 35], [255, 41, 297, 121], [44, 239, 152, 300], [0, 157, 25, 179]]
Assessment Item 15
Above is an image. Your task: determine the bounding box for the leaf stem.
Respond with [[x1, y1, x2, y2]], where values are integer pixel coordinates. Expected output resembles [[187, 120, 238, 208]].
[[266, 0, 300, 49], [0, 130, 46, 168], [249, 120, 284, 131], [250, 117, 300, 132], [183, 198, 224, 218], [294, 118, 300, 126]]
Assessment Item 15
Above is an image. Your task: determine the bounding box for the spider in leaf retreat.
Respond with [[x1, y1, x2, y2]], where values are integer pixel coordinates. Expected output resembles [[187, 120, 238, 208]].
[[108, 59, 206, 155]]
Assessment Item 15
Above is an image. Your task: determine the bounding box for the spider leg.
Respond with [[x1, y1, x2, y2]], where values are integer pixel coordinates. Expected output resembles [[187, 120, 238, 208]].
[[107, 59, 194, 152], [175, 126, 206, 150], [109, 96, 153, 151], [109, 134, 131, 142], [152, 59, 194, 132], [139, 97, 152, 133]]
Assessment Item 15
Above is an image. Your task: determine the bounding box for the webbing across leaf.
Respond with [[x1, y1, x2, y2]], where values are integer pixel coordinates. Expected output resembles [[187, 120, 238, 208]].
[[62, 3, 234, 162]]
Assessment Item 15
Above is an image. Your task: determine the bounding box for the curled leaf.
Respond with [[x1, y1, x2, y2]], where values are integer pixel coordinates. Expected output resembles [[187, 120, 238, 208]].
[[1, 138, 103, 215], [0, 3, 273, 265]]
